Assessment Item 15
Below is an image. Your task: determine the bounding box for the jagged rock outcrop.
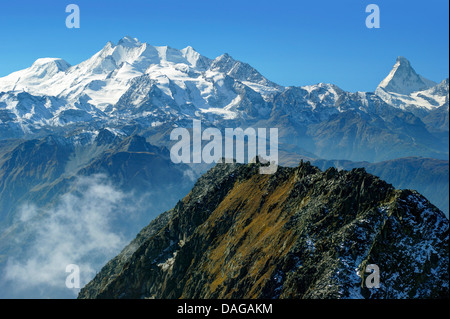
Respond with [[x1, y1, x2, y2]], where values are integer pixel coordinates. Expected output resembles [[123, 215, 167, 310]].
[[78, 161, 449, 299]]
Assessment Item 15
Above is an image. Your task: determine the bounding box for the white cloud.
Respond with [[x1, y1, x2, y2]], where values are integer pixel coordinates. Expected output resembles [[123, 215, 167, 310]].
[[3, 174, 129, 298]]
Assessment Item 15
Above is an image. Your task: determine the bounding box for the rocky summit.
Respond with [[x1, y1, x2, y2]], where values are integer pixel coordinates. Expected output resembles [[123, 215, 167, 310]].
[[78, 161, 449, 299]]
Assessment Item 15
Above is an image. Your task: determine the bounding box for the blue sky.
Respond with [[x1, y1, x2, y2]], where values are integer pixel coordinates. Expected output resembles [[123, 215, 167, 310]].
[[0, 0, 448, 92]]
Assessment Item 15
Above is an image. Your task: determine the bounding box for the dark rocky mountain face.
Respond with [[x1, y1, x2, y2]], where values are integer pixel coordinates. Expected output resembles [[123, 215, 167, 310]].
[[78, 161, 449, 299], [311, 157, 449, 216]]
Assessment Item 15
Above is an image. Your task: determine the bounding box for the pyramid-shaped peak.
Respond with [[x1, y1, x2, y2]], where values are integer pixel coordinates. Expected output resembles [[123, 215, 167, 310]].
[[396, 56, 411, 65], [377, 56, 437, 95]]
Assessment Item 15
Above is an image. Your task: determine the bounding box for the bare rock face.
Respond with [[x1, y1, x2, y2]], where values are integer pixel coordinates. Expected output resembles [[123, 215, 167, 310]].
[[78, 161, 449, 299]]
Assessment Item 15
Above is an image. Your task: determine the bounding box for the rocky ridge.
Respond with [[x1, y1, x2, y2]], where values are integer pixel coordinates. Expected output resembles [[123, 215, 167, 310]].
[[78, 161, 449, 299]]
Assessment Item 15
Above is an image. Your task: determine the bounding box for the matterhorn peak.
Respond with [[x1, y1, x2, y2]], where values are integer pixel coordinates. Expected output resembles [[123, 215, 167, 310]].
[[396, 56, 410, 65], [377, 56, 437, 95]]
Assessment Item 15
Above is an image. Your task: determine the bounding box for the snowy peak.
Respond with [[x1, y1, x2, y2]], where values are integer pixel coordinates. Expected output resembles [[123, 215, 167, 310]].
[[0, 57, 71, 93], [26, 57, 71, 82], [375, 57, 448, 111], [209, 53, 276, 88], [1, 36, 448, 138], [88, 38, 149, 72], [31, 58, 71, 71], [180, 46, 211, 69], [377, 56, 437, 95], [396, 56, 411, 68], [117, 36, 142, 48], [428, 78, 449, 96], [93, 38, 210, 71]]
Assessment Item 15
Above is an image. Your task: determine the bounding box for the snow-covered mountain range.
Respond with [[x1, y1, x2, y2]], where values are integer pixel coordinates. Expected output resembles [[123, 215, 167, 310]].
[[0, 36, 448, 162], [0, 36, 279, 130]]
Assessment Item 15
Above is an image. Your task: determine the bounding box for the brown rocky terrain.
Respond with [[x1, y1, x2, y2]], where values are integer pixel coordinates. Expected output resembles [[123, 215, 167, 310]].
[[78, 161, 449, 299]]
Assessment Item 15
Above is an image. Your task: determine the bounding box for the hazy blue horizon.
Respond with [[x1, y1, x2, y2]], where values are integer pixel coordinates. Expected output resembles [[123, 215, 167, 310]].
[[0, 0, 448, 92]]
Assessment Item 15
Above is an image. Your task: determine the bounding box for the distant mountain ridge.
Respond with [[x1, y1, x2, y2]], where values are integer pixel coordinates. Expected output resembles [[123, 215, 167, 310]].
[[0, 37, 448, 163], [0, 130, 196, 228]]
